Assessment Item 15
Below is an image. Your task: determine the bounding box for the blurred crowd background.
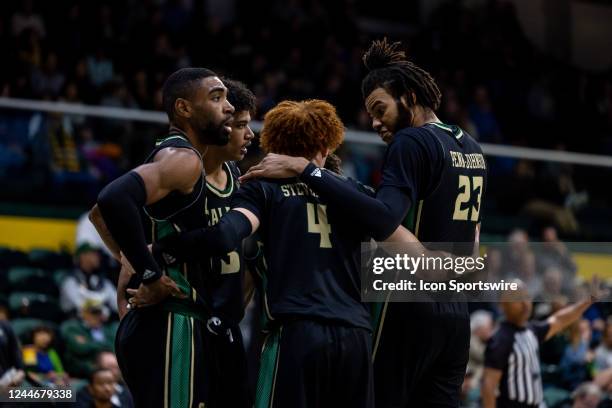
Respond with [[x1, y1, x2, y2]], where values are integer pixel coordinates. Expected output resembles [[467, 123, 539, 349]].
[[1, 0, 612, 407], [1, 0, 611, 239]]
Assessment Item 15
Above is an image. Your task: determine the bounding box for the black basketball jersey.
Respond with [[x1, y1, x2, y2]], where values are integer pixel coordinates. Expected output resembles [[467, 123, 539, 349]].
[[232, 175, 374, 331], [204, 161, 245, 323], [382, 122, 487, 246], [380, 123, 487, 317], [138, 132, 210, 321]]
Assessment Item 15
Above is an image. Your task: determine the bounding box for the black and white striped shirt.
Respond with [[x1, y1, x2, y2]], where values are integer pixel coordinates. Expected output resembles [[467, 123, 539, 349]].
[[485, 321, 550, 408]]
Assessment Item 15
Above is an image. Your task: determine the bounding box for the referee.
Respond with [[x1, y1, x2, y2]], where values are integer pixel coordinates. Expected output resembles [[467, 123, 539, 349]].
[[482, 278, 604, 408]]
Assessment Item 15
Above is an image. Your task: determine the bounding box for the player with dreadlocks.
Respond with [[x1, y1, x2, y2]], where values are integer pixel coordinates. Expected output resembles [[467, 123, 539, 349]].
[[241, 38, 487, 407]]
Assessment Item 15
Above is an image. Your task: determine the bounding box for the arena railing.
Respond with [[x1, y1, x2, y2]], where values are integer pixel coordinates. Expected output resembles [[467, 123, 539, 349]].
[[1, 97, 612, 168]]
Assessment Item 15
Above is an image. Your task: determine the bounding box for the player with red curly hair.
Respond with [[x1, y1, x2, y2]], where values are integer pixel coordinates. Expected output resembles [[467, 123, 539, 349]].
[[259, 99, 344, 158], [148, 98, 418, 407]]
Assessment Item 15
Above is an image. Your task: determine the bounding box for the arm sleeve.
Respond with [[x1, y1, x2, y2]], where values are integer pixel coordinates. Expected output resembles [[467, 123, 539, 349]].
[[153, 181, 266, 265], [298, 131, 441, 240], [484, 332, 513, 370], [97, 171, 162, 284], [529, 321, 551, 344], [153, 210, 253, 265], [230, 179, 267, 220], [299, 164, 411, 240]]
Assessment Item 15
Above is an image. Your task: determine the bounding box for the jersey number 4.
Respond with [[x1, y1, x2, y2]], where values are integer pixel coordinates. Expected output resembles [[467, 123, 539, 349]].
[[453, 175, 483, 221], [307, 203, 332, 248]]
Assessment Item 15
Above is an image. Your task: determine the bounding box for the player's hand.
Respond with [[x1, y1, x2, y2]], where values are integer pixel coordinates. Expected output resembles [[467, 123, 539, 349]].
[[126, 275, 187, 308], [587, 275, 609, 303], [240, 153, 309, 182]]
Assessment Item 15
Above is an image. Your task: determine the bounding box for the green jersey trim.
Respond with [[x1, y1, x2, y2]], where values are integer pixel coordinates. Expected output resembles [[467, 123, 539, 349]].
[[206, 162, 235, 198]]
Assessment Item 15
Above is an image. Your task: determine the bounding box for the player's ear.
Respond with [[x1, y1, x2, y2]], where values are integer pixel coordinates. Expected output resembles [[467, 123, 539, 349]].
[[175, 98, 192, 119], [400, 93, 416, 109]]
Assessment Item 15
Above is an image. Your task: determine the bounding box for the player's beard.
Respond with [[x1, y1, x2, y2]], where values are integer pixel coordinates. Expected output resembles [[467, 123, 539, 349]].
[[194, 116, 231, 146], [394, 100, 414, 131]]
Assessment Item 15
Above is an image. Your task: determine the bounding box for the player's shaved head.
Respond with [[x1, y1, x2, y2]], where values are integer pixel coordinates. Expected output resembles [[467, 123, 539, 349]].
[[162, 67, 217, 122], [260, 99, 344, 159]]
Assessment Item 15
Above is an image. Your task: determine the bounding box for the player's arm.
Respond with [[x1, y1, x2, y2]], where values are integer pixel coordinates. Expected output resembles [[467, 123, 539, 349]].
[[89, 205, 121, 260], [481, 368, 502, 408], [89, 201, 132, 318], [153, 180, 266, 267], [242, 236, 262, 305], [242, 154, 410, 240], [242, 132, 436, 240], [544, 276, 606, 340], [96, 147, 200, 285], [384, 225, 420, 243], [153, 208, 259, 266]]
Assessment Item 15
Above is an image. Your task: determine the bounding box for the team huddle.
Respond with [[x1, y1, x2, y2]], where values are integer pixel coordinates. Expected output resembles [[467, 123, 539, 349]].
[[91, 39, 486, 408]]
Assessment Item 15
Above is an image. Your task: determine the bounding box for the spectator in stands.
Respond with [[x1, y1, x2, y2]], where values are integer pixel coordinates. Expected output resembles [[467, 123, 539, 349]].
[[60, 243, 117, 317], [518, 251, 541, 298], [468, 85, 502, 144], [31, 52, 65, 98], [467, 310, 494, 386], [538, 266, 565, 302], [11, 0, 46, 38], [557, 382, 604, 408], [538, 226, 577, 292], [75, 368, 119, 408], [86, 47, 114, 89], [501, 229, 530, 275], [60, 299, 118, 378], [22, 325, 68, 387], [96, 351, 133, 408], [0, 321, 25, 393], [593, 321, 612, 392], [559, 320, 592, 390]]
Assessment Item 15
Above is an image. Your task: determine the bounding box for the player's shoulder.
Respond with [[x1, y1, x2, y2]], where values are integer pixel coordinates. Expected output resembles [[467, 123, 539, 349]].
[[148, 133, 201, 166], [392, 126, 443, 150], [238, 177, 285, 195], [393, 126, 429, 143], [388, 126, 444, 163], [154, 147, 202, 177]]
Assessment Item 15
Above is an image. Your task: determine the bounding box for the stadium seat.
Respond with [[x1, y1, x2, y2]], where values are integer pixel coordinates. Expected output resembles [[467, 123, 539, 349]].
[[543, 386, 571, 407], [8, 266, 59, 296], [0, 247, 29, 269], [28, 248, 73, 269], [52, 268, 71, 287], [9, 292, 63, 322], [71, 378, 88, 392], [10, 317, 58, 343]]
